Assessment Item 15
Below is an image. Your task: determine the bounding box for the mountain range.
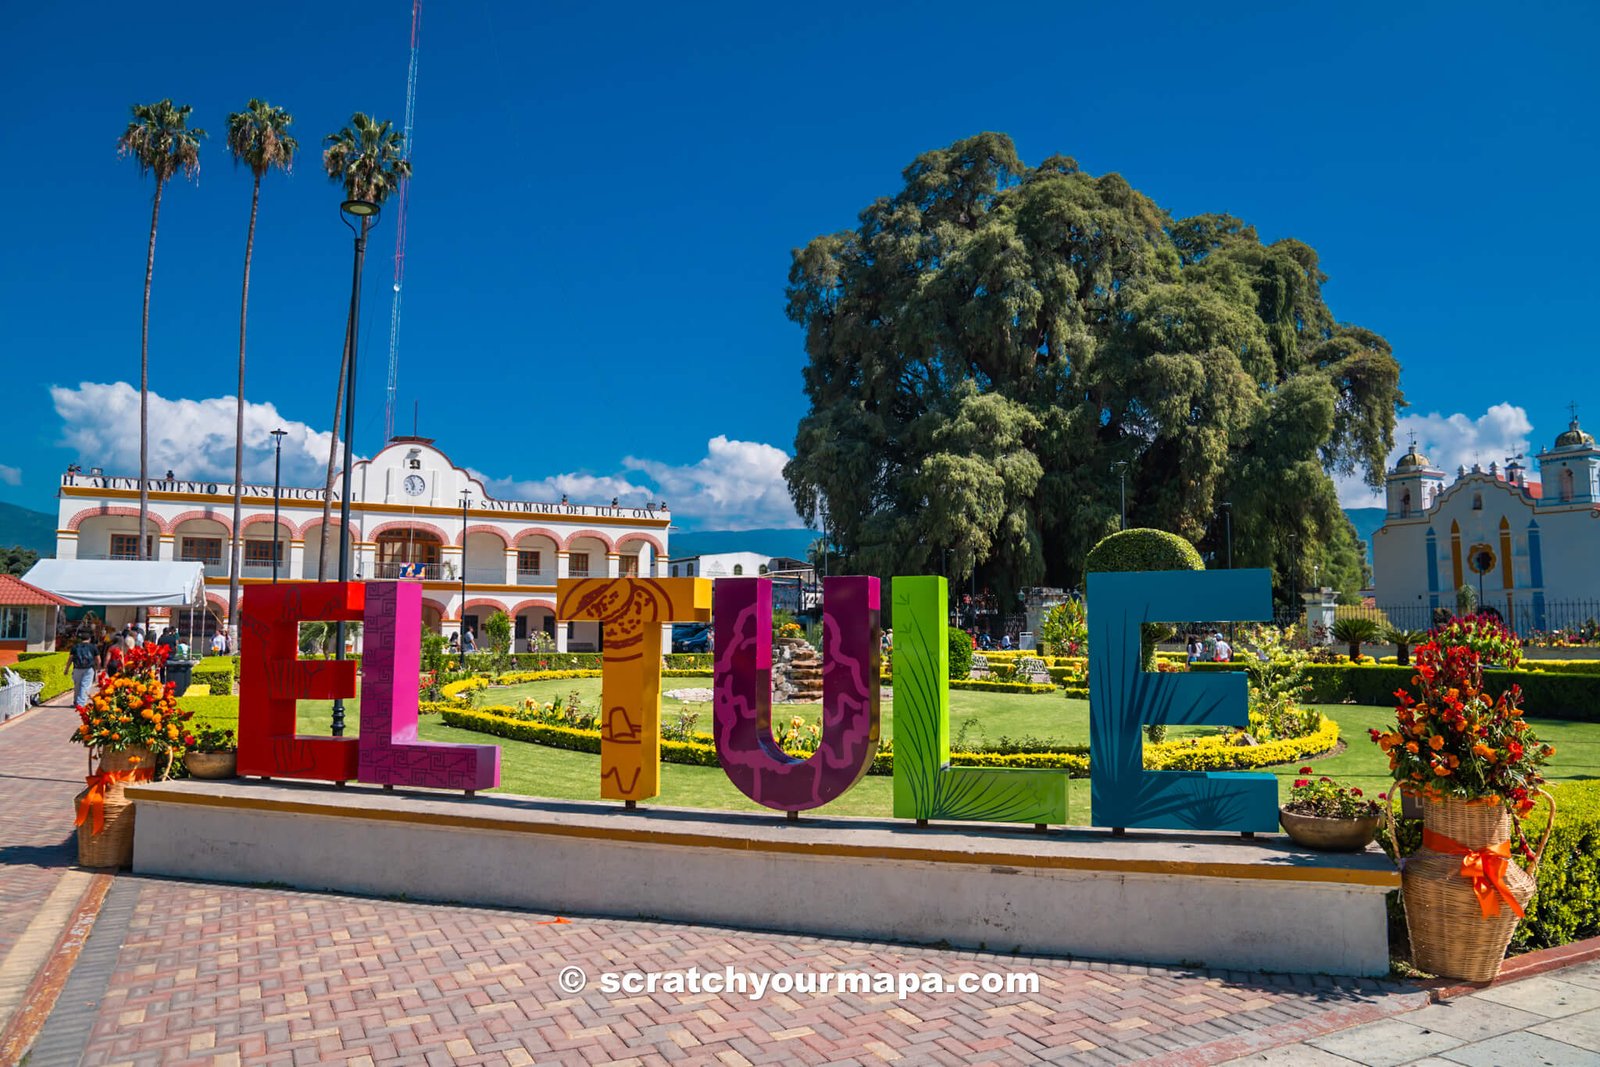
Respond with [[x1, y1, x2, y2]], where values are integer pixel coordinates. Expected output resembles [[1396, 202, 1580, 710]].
[[0, 500, 55, 554]]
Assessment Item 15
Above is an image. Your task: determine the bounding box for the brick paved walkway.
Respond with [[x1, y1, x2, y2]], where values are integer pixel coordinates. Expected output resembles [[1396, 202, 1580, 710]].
[[59, 878, 1421, 1066]]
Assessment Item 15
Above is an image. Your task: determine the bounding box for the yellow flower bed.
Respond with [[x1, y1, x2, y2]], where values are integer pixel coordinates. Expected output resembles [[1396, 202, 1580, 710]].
[[1145, 716, 1340, 771]]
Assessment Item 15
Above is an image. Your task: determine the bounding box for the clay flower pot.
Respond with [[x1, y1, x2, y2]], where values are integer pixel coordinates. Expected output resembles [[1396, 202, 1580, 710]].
[[1279, 807, 1381, 852], [183, 751, 238, 780]]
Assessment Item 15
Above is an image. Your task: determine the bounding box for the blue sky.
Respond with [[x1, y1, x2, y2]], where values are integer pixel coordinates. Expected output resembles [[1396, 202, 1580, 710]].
[[2, 1, 1596, 528]]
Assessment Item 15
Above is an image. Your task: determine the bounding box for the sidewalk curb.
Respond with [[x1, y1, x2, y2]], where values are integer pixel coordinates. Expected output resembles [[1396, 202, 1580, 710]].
[[0, 870, 113, 1065], [1428, 933, 1600, 1001], [1156, 989, 1437, 1066]]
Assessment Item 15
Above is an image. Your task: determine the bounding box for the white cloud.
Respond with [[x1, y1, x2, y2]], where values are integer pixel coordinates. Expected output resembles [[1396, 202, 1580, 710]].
[[623, 436, 803, 530], [1336, 403, 1535, 507], [52, 383, 804, 531], [476, 436, 805, 531], [52, 381, 341, 489], [0, 464, 19, 487]]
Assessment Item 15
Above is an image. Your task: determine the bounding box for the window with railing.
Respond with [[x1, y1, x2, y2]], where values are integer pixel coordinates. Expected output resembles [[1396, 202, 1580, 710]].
[[620, 555, 639, 578], [569, 552, 590, 577], [180, 537, 224, 567], [109, 534, 154, 560], [0, 606, 27, 640], [244, 540, 283, 567], [517, 549, 542, 576]]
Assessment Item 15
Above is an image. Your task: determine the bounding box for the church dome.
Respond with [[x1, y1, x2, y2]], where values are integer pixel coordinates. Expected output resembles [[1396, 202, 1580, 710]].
[[1554, 418, 1595, 449], [1394, 447, 1430, 471]]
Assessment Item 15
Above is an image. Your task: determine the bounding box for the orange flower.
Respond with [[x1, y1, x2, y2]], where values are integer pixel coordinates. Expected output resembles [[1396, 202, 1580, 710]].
[[1406, 741, 1420, 754], [1433, 765, 1452, 776], [1428, 735, 1445, 751]]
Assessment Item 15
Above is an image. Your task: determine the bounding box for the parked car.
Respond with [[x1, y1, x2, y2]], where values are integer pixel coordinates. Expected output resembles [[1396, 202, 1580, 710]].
[[672, 623, 712, 654]]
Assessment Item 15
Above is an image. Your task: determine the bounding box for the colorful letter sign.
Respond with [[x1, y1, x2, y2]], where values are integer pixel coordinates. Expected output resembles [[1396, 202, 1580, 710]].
[[891, 576, 1067, 824], [237, 582, 362, 783], [713, 576, 881, 811], [1087, 568, 1276, 832], [359, 582, 500, 791], [557, 577, 712, 801]]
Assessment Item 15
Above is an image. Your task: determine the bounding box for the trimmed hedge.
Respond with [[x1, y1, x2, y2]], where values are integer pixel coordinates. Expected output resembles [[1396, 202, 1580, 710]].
[[1146, 717, 1339, 771], [192, 655, 235, 695], [11, 651, 73, 702], [15, 649, 59, 661], [948, 679, 1055, 694], [1522, 659, 1600, 676], [1190, 661, 1600, 720]]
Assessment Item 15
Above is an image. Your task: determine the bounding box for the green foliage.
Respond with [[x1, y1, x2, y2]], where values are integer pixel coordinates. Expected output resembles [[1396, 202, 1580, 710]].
[[783, 133, 1402, 604], [1, 545, 38, 576], [1239, 625, 1320, 739], [1191, 661, 1600, 721], [1387, 627, 1428, 666], [483, 610, 512, 654], [1515, 780, 1600, 951], [947, 625, 973, 681], [1456, 583, 1478, 616], [1037, 598, 1088, 657], [322, 113, 410, 206], [420, 625, 448, 675], [191, 656, 234, 695]]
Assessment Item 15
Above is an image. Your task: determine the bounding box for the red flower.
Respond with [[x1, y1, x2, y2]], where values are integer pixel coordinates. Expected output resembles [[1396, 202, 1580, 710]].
[[1299, 766, 1314, 774], [1294, 778, 1310, 788], [1350, 788, 1363, 797]]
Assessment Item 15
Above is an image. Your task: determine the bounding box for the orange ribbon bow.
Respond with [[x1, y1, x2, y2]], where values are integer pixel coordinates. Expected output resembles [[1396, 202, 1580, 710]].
[[74, 769, 152, 836], [1421, 828, 1524, 919]]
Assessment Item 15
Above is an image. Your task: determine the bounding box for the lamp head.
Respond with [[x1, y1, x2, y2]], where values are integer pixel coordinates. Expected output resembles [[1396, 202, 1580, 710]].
[[341, 198, 379, 218]]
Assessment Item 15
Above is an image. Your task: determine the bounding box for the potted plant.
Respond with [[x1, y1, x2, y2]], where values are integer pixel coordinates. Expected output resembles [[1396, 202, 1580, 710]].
[[1279, 770, 1383, 851], [68, 642, 191, 866], [182, 721, 238, 779], [1370, 633, 1556, 982]]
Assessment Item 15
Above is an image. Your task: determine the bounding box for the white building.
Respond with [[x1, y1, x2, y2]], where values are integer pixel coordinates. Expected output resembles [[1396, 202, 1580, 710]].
[[667, 552, 770, 579], [1370, 418, 1600, 632], [54, 437, 671, 652]]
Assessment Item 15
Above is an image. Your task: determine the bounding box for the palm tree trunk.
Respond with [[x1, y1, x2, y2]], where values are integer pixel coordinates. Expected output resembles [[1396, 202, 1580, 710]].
[[227, 173, 261, 645], [317, 320, 352, 579], [138, 178, 165, 571]]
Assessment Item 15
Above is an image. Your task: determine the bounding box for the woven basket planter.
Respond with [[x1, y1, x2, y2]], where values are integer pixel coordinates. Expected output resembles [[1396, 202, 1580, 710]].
[[74, 745, 153, 869], [1395, 790, 1553, 983]]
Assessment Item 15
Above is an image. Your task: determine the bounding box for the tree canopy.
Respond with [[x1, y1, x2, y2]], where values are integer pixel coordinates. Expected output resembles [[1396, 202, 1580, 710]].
[[783, 133, 1401, 605]]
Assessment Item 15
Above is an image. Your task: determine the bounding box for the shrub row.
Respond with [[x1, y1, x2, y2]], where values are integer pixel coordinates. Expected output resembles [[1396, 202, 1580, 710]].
[[1189, 661, 1600, 720], [1146, 717, 1340, 772], [10, 651, 73, 702], [1521, 659, 1600, 676], [947, 679, 1056, 695], [191, 655, 235, 694]]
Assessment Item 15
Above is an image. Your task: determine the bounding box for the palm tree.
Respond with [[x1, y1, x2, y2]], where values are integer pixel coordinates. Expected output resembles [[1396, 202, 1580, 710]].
[[316, 114, 411, 579], [118, 101, 205, 563], [1386, 626, 1428, 667], [224, 100, 297, 642], [1331, 616, 1383, 663]]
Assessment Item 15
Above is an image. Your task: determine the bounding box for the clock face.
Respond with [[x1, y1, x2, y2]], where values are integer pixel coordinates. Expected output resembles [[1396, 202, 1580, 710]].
[[403, 474, 427, 497]]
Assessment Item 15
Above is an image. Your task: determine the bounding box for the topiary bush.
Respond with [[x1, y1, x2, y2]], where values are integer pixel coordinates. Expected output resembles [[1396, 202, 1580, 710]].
[[947, 625, 973, 681], [1085, 528, 1203, 740]]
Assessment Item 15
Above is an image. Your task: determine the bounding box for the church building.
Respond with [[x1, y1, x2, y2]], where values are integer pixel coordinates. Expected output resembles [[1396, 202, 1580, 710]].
[[1370, 417, 1600, 633]]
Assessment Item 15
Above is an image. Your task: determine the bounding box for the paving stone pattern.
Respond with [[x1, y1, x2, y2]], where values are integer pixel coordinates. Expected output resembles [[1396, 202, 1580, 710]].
[[71, 877, 1411, 1066]]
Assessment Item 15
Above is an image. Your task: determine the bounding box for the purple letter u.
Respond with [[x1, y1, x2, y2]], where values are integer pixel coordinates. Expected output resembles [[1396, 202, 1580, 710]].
[[713, 576, 881, 811]]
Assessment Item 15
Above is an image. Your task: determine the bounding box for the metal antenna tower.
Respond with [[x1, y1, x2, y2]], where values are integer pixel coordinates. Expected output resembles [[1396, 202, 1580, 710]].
[[384, 0, 422, 441]]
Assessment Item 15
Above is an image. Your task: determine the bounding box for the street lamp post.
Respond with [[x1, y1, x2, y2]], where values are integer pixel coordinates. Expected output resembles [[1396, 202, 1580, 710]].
[[1116, 461, 1128, 531], [270, 428, 286, 583], [1221, 501, 1234, 569], [460, 492, 471, 649], [330, 197, 379, 739]]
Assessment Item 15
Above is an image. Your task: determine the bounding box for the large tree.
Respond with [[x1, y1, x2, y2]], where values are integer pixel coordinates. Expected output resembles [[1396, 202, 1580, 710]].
[[315, 114, 411, 579], [784, 134, 1403, 607], [224, 99, 297, 638], [118, 101, 205, 562]]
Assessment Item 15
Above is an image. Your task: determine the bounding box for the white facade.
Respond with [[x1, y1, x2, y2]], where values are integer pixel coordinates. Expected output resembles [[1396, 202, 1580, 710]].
[[54, 438, 672, 652], [666, 552, 771, 579], [1371, 419, 1600, 631]]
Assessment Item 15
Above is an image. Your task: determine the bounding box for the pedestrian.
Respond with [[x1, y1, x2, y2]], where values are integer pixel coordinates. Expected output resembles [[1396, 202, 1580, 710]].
[[211, 630, 227, 656], [1214, 632, 1232, 663], [463, 628, 477, 654], [67, 630, 100, 706]]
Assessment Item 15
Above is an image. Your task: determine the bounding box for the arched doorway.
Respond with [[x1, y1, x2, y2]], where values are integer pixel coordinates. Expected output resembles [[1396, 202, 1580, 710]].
[[376, 528, 442, 579]]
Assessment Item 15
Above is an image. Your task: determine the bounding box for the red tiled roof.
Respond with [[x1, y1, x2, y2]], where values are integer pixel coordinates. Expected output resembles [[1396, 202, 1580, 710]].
[[0, 574, 77, 607]]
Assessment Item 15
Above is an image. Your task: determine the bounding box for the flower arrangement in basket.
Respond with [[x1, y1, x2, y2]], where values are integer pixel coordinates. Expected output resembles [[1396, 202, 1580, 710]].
[[1370, 628, 1556, 982], [67, 643, 192, 866]]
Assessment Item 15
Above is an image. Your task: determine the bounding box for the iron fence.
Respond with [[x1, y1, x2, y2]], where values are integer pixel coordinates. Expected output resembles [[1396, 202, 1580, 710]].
[[1171, 600, 1600, 642]]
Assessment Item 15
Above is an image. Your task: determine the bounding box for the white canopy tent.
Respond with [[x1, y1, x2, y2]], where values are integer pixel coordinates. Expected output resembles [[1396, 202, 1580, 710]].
[[23, 560, 206, 608]]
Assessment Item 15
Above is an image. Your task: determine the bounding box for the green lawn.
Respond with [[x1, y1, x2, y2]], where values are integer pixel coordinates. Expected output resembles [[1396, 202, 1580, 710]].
[[180, 675, 1600, 818]]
